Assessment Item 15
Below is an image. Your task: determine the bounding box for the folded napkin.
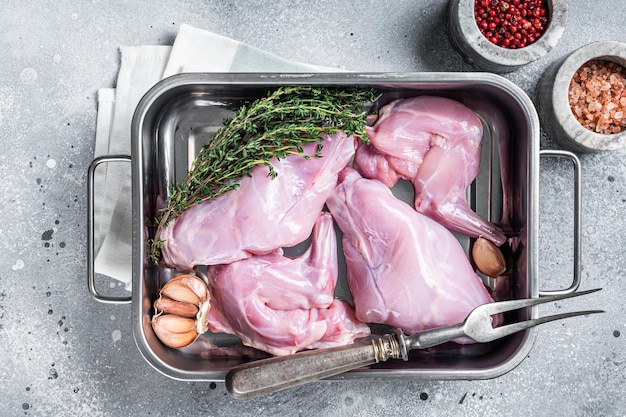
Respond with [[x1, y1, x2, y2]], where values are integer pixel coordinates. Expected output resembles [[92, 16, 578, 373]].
[[93, 24, 338, 289]]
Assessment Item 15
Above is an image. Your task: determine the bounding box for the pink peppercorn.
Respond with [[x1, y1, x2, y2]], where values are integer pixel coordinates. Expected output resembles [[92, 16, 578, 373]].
[[474, 0, 549, 49]]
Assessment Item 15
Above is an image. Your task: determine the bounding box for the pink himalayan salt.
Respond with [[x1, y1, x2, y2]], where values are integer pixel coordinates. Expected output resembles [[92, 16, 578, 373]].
[[568, 59, 626, 135]]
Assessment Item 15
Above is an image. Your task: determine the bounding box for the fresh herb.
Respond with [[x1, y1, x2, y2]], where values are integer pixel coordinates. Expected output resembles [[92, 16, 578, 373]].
[[149, 85, 378, 263]]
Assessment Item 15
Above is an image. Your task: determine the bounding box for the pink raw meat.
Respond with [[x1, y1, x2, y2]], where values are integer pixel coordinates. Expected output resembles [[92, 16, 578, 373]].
[[326, 168, 500, 338], [206, 213, 370, 356], [357, 95, 506, 246], [160, 132, 357, 271]]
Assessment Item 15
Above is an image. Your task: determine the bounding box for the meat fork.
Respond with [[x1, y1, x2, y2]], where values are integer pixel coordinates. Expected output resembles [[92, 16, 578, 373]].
[[226, 288, 603, 398]]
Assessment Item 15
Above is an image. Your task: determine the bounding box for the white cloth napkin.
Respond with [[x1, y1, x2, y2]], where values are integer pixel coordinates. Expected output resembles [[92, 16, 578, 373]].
[[93, 24, 337, 289]]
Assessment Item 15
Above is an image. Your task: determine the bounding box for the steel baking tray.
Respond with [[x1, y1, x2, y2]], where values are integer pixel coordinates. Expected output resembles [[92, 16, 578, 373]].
[[92, 72, 582, 382]]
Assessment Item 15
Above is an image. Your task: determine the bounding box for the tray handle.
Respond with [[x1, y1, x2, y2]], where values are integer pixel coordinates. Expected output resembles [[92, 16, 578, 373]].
[[538, 149, 581, 296], [87, 155, 132, 304]]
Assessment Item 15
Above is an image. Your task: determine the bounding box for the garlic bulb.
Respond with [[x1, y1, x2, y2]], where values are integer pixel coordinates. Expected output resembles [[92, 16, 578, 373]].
[[151, 274, 211, 349]]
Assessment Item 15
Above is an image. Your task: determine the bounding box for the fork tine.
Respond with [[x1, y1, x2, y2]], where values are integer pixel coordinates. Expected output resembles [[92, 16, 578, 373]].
[[478, 288, 602, 316], [475, 309, 605, 343]]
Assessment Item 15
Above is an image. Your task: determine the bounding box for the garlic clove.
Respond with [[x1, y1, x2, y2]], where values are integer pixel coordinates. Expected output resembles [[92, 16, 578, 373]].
[[472, 237, 507, 277], [151, 314, 199, 349], [154, 295, 199, 318], [160, 274, 207, 305], [180, 274, 210, 302]]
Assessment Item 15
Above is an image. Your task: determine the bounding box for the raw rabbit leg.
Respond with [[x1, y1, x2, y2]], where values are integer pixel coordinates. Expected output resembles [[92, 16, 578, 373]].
[[361, 96, 506, 245], [326, 168, 500, 339], [160, 132, 357, 270], [206, 213, 370, 356]]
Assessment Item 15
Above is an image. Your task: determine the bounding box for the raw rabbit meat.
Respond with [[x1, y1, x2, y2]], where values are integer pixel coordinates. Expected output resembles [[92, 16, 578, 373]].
[[206, 213, 370, 356], [326, 168, 500, 338], [356, 95, 506, 246], [160, 132, 357, 271]]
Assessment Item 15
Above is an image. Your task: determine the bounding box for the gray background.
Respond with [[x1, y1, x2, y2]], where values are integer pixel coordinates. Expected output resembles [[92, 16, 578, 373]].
[[1, 1, 624, 416]]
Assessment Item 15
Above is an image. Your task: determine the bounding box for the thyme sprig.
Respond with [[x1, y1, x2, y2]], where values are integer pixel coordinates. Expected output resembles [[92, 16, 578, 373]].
[[149, 85, 378, 263]]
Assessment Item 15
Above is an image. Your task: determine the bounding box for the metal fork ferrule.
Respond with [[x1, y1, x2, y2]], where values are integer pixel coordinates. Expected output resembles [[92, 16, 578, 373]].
[[371, 334, 403, 363]]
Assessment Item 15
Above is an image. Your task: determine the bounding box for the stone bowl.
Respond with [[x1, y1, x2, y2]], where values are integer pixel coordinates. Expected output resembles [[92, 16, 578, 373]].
[[448, 0, 568, 72], [536, 41, 626, 152]]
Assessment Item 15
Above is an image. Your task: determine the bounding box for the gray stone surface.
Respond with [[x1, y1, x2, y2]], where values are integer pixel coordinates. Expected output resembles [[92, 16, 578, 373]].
[[0, 1, 625, 416]]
